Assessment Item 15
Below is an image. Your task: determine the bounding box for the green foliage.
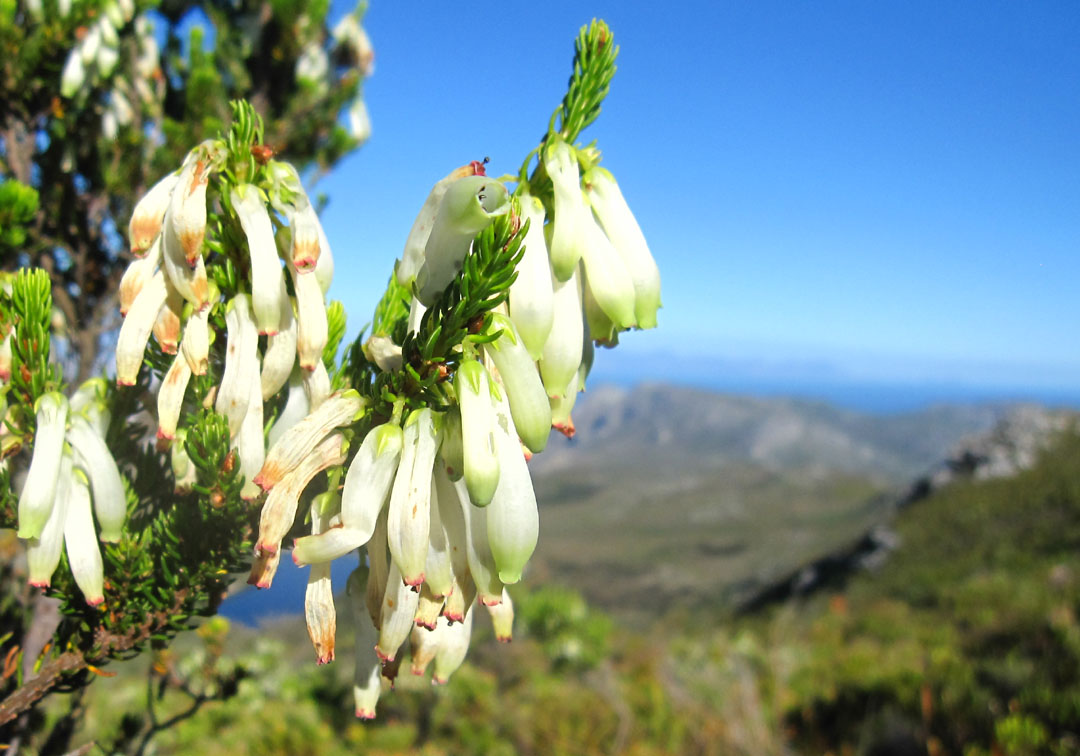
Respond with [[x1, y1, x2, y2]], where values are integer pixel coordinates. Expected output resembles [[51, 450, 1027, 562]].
[[0, 179, 39, 249], [516, 586, 612, 671]]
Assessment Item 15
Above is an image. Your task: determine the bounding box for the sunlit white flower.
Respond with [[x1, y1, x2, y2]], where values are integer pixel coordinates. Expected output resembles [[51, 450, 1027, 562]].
[[455, 360, 499, 507], [386, 408, 439, 586], [486, 589, 514, 642], [64, 468, 105, 605], [432, 604, 473, 685], [267, 369, 310, 448], [485, 387, 539, 584], [398, 163, 483, 286], [580, 208, 637, 330], [304, 499, 337, 664], [129, 173, 178, 256], [453, 475, 503, 606], [348, 569, 382, 719], [27, 454, 74, 588], [348, 99, 371, 143], [236, 379, 265, 501], [179, 302, 210, 376], [67, 414, 127, 542], [544, 136, 589, 281], [289, 259, 328, 371], [538, 263, 583, 399], [156, 352, 191, 444], [231, 184, 288, 334], [18, 393, 69, 539], [482, 313, 552, 454], [507, 192, 554, 359], [375, 558, 419, 662], [214, 295, 259, 437]]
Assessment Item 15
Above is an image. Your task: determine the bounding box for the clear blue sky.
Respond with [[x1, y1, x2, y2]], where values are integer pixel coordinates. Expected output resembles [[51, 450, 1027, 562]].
[[318, 2, 1080, 396]]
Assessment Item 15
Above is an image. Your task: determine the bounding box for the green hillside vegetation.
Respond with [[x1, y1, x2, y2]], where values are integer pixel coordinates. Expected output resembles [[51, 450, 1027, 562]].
[[44, 429, 1080, 755]]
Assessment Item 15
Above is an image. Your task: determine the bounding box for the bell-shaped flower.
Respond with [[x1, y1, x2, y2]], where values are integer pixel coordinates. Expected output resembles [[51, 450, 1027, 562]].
[[236, 379, 265, 501], [583, 268, 618, 346], [386, 408, 439, 586], [247, 548, 282, 589], [580, 208, 637, 330], [551, 371, 579, 438], [455, 360, 499, 507], [348, 568, 382, 719], [486, 589, 514, 642], [423, 473, 454, 599], [60, 50, 86, 98], [362, 334, 402, 372], [261, 315, 297, 401], [64, 467, 105, 605], [118, 238, 161, 315], [161, 211, 209, 311], [483, 313, 552, 453], [116, 270, 167, 386], [27, 453, 74, 587], [152, 282, 184, 354], [267, 369, 309, 448], [314, 214, 335, 296], [256, 432, 346, 555], [544, 137, 589, 281], [304, 360, 332, 411], [171, 428, 197, 494], [413, 583, 445, 631], [168, 154, 210, 266], [129, 171, 178, 256], [305, 500, 337, 664], [180, 302, 211, 376], [375, 559, 420, 662], [295, 42, 329, 90], [454, 476, 503, 606], [289, 259, 328, 371], [67, 414, 127, 542], [438, 408, 464, 481], [215, 295, 259, 438], [17, 392, 69, 539], [432, 466, 473, 621], [508, 192, 554, 360], [365, 509, 390, 629], [156, 351, 192, 444], [585, 166, 661, 329], [255, 389, 363, 491], [398, 163, 483, 286], [409, 622, 440, 675], [539, 263, 584, 399], [70, 378, 108, 416], [485, 390, 539, 584], [432, 605, 473, 685], [415, 176, 510, 306], [290, 202, 322, 273], [231, 184, 288, 334], [292, 422, 402, 567]]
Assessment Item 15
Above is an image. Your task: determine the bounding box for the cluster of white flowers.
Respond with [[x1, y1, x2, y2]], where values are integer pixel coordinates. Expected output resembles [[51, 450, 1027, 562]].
[[14, 380, 125, 605], [116, 142, 335, 502], [57, 0, 136, 100], [295, 10, 375, 144]]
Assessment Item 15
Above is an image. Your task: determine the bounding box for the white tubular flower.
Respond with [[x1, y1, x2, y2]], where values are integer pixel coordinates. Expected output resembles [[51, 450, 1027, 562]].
[[551, 371, 579, 438], [544, 137, 589, 281], [485, 389, 539, 585], [215, 295, 259, 438], [70, 378, 108, 415], [406, 295, 426, 336], [582, 269, 617, 346], [348, 569, 382, 720], [454, 477, 503, 606], [348, 99, 371, 143], [290, 202, 322, 273], [79, 400, 111, 440], [236, 379, 265, 501], [247, 548, 282, 589], [168, 154, 209, 266], [255, 432, 346, 556], [399, 163, 483, 286], [60, 50, 86, 98], [423, 473, 454, 599], [231, 184, 287, 334], [290, 260, 328, 371], [580, 208, 637, 330], [303, 360, 331, 411], [0, 330, 11, 382], [483, 313, 552, 454], [171, 428, 197, 494], [508, 192, 554, 360], [413, 583, 445, 631], [365, 510, 390, 629], [130, 173, 178, 256], [180, 303, 210, 376], [362, 334, 402, 372], [79, 23, 101, 65], [304, 501, 337, 664], [486, 589, 514, 642], [586, 166, 661, 329], [261, 315, 297, 401], [292, 423, 402, 567], [442, 572, 476, 626], [17, 392, 69, 540], [375, 559, 420, 663], [386, 409, 439, 586], [267, 369, 309, 448], [415, 176, 510, 306], [161, 216, 210, 311], [455, 360, 499, 507], [438, 408, 464, 481], [65, 468, 105, 605], [67, 415, 126, 542], [156, 350, 192, 444], [432, 604, 473, 685], [118, 238, 161, 316], [410, 621, 440, 675], [97, 44, 119, 78], [255, 389, 362, 491], [295, 42, 329, 89], [27, 454, 74, 588], [152, 282, 184, 355], [539, 263, 583, 399]]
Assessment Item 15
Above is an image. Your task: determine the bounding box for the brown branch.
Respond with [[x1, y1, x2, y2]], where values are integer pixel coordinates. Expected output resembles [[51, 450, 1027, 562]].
[[0, 651, 87, 727]]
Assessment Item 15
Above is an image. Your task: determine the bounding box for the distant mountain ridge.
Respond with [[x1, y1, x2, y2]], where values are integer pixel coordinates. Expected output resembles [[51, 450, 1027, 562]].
[[533, 382, 1010, 485]]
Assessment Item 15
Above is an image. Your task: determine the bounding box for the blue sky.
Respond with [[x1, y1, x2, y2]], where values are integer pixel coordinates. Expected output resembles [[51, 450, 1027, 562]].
[[318, 2, 1080, 397]]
